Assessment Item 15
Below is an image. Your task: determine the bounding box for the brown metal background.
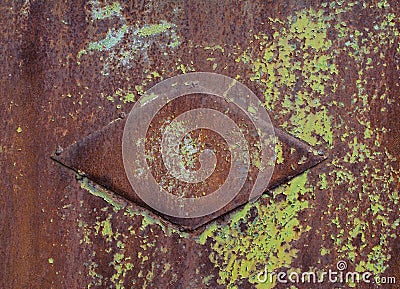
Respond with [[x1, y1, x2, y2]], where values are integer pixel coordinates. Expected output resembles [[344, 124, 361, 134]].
[[1, 0, 399, 289]]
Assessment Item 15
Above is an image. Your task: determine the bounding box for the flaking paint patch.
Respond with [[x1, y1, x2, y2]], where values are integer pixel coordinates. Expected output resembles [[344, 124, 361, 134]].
[[90, 1, 122, 20], [321, 2, 399, 285], [197, 172, 312, 288], [196, 4, 399, 288], [76, 177, 188, 288], [78, 1, 181, 76], [237, 8, 335, 147], [195, 9, 337, 287], [79, 177, 126, 212], [79, 177, 188, 238]]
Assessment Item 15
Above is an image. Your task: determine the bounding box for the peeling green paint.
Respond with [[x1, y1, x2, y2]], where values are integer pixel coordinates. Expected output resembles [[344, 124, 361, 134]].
[[76, 177, 189, 288], [87, 25, 129, 52], [137, 21, 173, 37], [197, 172, 312, 288], [237, 8, 335, 147], [78, 1, 181, 76], [79, 177, 126, 212], [194, 4, 399, 288], [275, 141, 284, 164], [90, 1, 122, 20]]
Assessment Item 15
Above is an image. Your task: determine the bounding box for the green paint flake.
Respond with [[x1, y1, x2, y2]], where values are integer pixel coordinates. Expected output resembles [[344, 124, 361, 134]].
[[91, 1, 122, 20], [139, 92, 158, 106], [122, 92, 135, 103], [204, 45, 225, 52], [320, 247, 330, 256], [77, 3, 180, 76], [197, 173, 312, 288], [275, 141, 284, 164], [289, 107, 333, 146], [16, 126, 22, 133], [101, 217, 113, 240], [48, 258, 54, 264], [79, 177, 125, 212], [202, 274, 214, 286], [247, 104, 258, 114], [137, 21, 173, 37], [318, 173, 328, 189], [109, 251, 134, 288], [124, 207, 189, 238], [87, 25, 128, 52], [77, 49, 87, 59]]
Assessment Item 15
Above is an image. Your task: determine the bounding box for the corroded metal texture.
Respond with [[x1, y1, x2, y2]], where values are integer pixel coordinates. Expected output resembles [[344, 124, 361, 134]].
[[51, 119, 325, 229], [1, 0, 399, 289]]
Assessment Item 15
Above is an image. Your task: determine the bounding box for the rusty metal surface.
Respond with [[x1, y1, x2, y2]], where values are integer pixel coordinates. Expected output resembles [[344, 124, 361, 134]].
[[1, 1, 400, 289], [51, 119, 325, 229]]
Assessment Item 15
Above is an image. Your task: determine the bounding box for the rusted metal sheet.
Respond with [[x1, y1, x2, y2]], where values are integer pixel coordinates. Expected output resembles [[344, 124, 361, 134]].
[[1, 0, 399, 289], [51, 118, 325, 229]]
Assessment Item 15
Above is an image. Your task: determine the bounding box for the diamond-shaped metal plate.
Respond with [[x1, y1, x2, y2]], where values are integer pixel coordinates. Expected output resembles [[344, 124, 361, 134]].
[[52, 115, 325, 230]]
